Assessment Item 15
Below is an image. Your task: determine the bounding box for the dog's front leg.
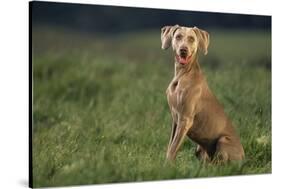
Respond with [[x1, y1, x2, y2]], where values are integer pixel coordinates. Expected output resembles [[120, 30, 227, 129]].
[[166, 86, 201, 161], [167, 122, 177, 157], [166, 116, 193, 161]]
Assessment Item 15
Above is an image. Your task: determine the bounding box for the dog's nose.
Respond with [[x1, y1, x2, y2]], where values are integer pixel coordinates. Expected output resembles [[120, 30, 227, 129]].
[[180, 48, 188, 55]]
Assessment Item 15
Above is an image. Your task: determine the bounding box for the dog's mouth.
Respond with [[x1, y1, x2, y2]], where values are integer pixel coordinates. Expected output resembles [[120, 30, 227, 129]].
[[176, 54, 192, 65]]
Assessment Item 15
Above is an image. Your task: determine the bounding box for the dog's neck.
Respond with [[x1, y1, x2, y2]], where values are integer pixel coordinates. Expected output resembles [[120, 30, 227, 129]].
[[174, 56, 201, 78]]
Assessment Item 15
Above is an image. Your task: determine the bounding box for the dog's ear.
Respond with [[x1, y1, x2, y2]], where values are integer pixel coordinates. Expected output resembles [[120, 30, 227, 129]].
[[193, 27, 210, 55], [161, 25, 179, 50]]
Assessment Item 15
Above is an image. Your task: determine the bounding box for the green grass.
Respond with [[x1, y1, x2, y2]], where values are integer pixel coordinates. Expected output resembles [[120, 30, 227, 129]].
[[32, 27, 271, 187]]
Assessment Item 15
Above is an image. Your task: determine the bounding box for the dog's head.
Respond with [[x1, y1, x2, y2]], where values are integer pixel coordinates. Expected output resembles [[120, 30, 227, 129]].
[[161, 25, 209, 65]]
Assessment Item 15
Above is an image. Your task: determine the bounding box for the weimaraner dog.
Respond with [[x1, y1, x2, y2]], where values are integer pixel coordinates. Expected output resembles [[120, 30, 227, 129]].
[[161, 25, 244, 163]]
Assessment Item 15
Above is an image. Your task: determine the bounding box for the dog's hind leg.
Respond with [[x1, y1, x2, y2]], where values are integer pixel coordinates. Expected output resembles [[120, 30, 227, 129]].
[[212, 136, 244, 163]]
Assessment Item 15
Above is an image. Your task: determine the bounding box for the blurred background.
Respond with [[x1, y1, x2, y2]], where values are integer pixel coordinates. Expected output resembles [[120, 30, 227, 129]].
[[32, 1, 272, 187], [32, 1, 271, 68], [32, 1, 270, 32]]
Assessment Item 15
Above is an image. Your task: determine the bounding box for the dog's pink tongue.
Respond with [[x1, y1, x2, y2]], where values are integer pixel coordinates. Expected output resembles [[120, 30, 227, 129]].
[[179, 56, 187, 64], [176, 55, 191, 65]]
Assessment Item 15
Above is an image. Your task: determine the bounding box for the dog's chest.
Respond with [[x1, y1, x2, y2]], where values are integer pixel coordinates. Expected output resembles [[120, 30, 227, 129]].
[[166, 79, 186, 109]]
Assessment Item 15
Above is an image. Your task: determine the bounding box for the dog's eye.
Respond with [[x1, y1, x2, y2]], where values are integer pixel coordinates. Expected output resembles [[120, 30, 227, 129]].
[[188, 36, 195, 43], [176, 34, 182, 40]]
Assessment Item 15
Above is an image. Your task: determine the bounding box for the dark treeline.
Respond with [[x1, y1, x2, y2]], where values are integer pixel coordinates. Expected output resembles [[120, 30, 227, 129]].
[[31, 1, 271, 33]]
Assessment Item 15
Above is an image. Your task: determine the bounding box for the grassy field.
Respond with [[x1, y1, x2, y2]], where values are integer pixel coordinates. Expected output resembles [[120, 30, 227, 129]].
[[32, 27, 271, 187]]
